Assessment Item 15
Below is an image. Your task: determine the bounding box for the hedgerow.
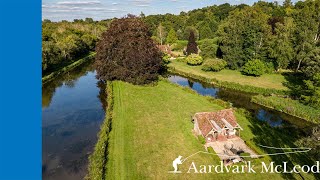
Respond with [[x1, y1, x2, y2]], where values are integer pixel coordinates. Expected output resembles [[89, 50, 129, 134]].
[[251, 95, 320, 123], [87, 81, 114, 180]]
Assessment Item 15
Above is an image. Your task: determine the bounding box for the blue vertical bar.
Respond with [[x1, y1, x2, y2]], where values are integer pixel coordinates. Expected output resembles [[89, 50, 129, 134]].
[[0, 0, 41, 180]]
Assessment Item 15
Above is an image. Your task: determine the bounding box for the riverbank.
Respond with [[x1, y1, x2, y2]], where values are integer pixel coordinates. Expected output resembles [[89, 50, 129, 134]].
[[42, 52, 96, 84], [87, 81, 113, 180], [251, 95, 320, 124], [94, 79, 313, 179], [167, 60, 289, 95]]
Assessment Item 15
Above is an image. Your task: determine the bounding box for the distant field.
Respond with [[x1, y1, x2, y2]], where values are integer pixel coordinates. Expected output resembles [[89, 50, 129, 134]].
[[105, 80, 314, 179], [168, 60, 288, 91]]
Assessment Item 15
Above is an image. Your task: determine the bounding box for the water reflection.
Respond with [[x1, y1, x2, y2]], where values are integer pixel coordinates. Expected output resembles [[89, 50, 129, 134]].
[[42, 62, 106, 180], [168, 75, 313, 129]]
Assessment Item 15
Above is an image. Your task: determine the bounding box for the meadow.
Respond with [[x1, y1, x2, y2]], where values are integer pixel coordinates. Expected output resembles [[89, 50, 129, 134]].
[[100, 80, 315, 180]]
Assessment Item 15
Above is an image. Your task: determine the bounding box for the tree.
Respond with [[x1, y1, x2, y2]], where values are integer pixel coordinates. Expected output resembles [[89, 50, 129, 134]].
[[166, 28, 178, 45], [198, 22, 213, 40], [301, 48, 320, 78], [283, 0, 292, 8], [183, 26, 199, 40], [186, 31, 198, 55], [217, 7, 271, 69], [270, 17, 295, 70], [301, 73, 320, 108], [293, 1, 318, 71], [95, 16, 163, 85], [140, 12, 145, 18], [199, 39, 218, 58], [56, 35, 78, 60], [85, 18, 94, 23], [156, 23, 167, 45]]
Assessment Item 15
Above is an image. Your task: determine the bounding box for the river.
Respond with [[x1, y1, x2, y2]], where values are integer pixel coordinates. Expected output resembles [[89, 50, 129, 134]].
[[42, 62, 106, 180], [41, 62, 313, 180]]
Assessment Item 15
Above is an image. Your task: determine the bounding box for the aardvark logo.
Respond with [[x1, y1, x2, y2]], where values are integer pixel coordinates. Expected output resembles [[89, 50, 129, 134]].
[[169, 155, 183, 173]]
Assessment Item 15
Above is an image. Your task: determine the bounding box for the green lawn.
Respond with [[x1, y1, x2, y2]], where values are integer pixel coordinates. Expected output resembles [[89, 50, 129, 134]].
[[105, 80, 315, 179], [168, 60, 288, 91]]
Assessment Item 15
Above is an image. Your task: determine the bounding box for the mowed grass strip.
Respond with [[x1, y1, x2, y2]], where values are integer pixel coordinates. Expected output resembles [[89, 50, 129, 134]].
[[106, 80, 289, 180], [168, 60, 288, 91]]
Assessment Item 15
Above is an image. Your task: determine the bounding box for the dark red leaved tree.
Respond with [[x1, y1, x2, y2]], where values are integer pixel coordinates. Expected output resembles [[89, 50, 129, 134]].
[[95, 16, 163, 85]]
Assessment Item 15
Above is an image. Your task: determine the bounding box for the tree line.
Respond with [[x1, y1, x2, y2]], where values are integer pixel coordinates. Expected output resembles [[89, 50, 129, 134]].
[[42, 18, 108, 74], [140, 0, 320, 108], [42, 0, 319, 107]]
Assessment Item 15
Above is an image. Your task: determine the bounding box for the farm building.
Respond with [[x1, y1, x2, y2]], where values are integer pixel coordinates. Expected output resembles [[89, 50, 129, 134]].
[[193, 109, 243, 143]]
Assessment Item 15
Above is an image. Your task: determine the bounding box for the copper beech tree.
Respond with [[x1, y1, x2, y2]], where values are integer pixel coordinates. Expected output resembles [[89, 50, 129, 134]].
[[95, 16, 163, 85]]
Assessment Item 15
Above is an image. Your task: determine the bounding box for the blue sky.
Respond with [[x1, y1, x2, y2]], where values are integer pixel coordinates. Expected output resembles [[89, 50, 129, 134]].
[[42, 0, 292, 21]]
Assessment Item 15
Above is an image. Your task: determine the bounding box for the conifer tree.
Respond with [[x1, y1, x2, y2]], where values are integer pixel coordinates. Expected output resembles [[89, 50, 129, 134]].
[[186, 31, 198, 55]]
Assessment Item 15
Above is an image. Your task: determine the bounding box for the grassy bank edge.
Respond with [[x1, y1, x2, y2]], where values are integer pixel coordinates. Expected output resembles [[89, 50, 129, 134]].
[[251, 95, 320, 124], [87, 81, 113, 180], [42, 52, 96, 84], [167, 66, 289, 95]]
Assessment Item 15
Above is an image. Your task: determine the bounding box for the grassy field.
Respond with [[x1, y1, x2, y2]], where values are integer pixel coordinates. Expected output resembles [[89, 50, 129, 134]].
[[168, 60, 288, 91], [104, 80, 315, 179]]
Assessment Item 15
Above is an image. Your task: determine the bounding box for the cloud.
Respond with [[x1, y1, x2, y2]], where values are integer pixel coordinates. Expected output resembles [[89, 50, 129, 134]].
[[131, 0, 151, 6], [135, 4, 150, 7], [112, 2, 118, 5], [56, 1, 101, 5]]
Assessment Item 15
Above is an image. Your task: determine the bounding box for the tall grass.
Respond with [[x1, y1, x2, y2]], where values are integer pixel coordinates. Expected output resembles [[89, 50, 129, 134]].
[[87, 81, 113, 180], [251, 95, 320, 123]]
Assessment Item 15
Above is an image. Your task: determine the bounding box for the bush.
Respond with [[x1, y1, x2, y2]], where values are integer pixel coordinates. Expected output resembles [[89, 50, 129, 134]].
[[186, 54, 203, 66], [199, 39, 218, 58], [171, 40, 188, 51], [241, 59, 266, 76], [201, 58, 227, 72], [162, 54, 170, 64]]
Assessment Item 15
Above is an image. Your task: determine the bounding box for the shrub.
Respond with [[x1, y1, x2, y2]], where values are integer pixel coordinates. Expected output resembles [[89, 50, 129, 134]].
[[199, 39, 218, 58], [241, 59, 266, 76], [186, 54, 203, 66], [162, 54, 170, 64], [201, 58, 227, 72]]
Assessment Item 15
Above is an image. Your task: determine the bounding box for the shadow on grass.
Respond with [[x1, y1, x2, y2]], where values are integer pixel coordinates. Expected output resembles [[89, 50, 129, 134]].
[[244, 111, 320, 180], [282, 72, 305, 98]]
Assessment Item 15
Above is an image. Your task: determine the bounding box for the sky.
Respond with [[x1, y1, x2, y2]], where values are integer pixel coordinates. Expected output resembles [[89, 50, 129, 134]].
[[42, 0, 294, 21]]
